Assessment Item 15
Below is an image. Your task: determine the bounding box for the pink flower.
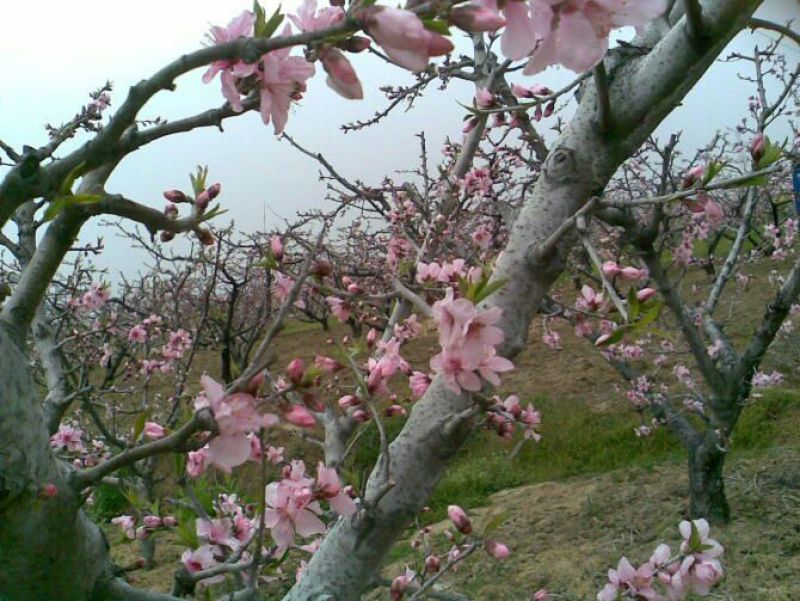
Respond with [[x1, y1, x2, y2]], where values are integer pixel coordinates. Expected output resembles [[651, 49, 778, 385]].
[[522, 0, 667, 75], [267, 445, 285, 464], [288, 0, 344, 32], [599, 557, 657, 600], [202, 11, 257, 110], [576, 285, 603, 312], [181, 544, 218, 574], [128, 324, 148, 344], [111, 515, 136, 539], [143, 421, 166, 440], [409, 371, 431, 398], [326, 296, 351, 321], [447, 505, 472, 534], [431, 347, 484, 393], [315, 462, 358, 516], [475, 350, 512, 385], [50, 424, 85, 453], [264, 465, 326, 550], [475, 88, 495, 108], [187, 448, 209, 477], [257, 26, 315, 134], [362, 6, 454, 72], [197, 517, 241, 550], [81, 282, 110, 310], [637, 287, 657, 302], [271, 234, 284, 260], [273, 272, 295, 303]]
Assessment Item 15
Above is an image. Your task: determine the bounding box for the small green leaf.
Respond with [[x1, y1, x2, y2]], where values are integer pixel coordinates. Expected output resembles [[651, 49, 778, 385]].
[[58, 161, 87, 198], [757, 137, 784, 169], [190, 165, 209, 196], [597, 327, 626, 347], [626, 287, 640, 322], [473, 278, 508, 304], [42, 198, 70, 223], [701, 160, 725, 186], [201, 204, 228, 221], [480, 508, 510, 537], [635, 301, 663, 329], [253, 0, 267, 36], [132, 408, 152, 442], [421, 18, 451, 36], [261, 6, 284, 39], [688, 520, 702, 551]]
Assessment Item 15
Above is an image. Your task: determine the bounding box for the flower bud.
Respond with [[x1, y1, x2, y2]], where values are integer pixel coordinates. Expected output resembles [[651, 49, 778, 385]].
[[750, 132, 765, 162], [312, 261, 332, 278], [282, 404, 316, 428], [449, 4, 505, 33], [142, 515, 162, 529], [424, 555, 441, 573], [162, 515, 178, 527], [160, 230, 175, 243], [484, 539, 510, 560], [636, 287, 657, 302], [196, 229, 215, 246], [164, 203, 178, 218], [163, 189, 187, 203], [287, 358, 305, 384], [341, 35, 371, 53], [682, 165, 705, 188], [195, 190, 210, 211], [338, 394, 360, 409], [447, 504, 472, 534], [206, 182, 221, 200], [271, 234, 284, 260], [352, 409, 369, 422], [40, 483, 58, 498], [390, 575, 409, 600], [383, 404, 406, 417]]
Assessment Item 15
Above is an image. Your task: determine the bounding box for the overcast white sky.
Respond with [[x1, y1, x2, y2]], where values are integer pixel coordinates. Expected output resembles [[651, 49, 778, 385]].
[[0, 0, 797, 279]]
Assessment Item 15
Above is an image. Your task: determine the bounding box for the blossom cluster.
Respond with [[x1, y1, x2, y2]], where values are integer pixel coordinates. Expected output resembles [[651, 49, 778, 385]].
[[430, 289, 514, 394], [598, 519, 724, 601]]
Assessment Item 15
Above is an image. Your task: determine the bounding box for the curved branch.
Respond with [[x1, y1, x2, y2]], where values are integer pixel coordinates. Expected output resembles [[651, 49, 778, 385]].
[[72, 409, 216, 489]]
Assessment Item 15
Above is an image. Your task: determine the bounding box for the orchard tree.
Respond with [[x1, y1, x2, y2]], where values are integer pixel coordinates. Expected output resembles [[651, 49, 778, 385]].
[[0, 0, 794, 600]]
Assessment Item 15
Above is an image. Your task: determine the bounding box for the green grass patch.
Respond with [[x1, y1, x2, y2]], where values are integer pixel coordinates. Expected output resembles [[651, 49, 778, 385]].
[[361, 388, 800, 525]]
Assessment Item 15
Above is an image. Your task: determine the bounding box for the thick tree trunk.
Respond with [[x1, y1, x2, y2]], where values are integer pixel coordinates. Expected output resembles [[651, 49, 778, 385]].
[[0, 325, 112, 601], [285, 2, 761, 597], [688, 441, 730, 523]]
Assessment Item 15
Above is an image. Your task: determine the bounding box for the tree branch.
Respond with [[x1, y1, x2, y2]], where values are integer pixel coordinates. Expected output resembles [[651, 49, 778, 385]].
[[72, 409, 216, 489]]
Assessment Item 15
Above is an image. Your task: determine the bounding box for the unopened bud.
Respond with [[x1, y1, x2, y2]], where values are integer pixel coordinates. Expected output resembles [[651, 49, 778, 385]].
[[206, 182, 221, 200], [447, 505, 472, 534], [195, 190, 210, 211], [424, 555, 441, 573], [163, 189, 187, 203], [750, 132, 765, 162], [160, 230, 175, 243], [40, 483, 58, 498], [196, 229, 215, 246]]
